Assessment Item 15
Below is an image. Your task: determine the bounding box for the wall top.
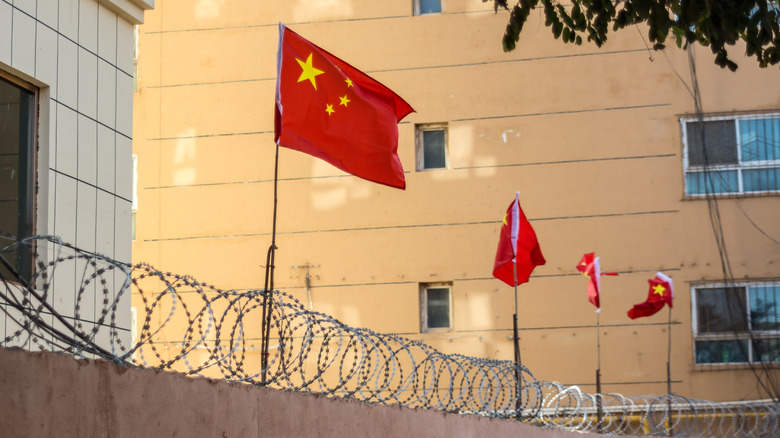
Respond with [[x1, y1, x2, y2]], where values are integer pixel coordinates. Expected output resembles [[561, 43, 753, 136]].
[[99, 0, 155, 25]]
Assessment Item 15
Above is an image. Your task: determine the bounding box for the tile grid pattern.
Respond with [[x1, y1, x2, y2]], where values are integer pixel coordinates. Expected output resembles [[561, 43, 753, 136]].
[[0, 0, 135, 348]]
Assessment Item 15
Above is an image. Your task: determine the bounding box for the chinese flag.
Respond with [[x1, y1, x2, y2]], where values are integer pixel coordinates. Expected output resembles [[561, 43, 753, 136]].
[[627, 272, 674, 319], [274, 24, 414, 190], [493, 193, 546, 286], [576, 253, 618, 309]]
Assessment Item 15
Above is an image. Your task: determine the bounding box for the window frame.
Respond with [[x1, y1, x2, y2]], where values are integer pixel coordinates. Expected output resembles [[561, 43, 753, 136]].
[[419, 282, 453, 333], [691, 281, 780, 366], [0, 70, 38, 284], [415, 123, 448, 171], [681, 112, 780, 197]]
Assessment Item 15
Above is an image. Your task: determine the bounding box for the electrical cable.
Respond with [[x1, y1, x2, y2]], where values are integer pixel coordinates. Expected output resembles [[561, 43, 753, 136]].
[[687, 45, 780, 402]]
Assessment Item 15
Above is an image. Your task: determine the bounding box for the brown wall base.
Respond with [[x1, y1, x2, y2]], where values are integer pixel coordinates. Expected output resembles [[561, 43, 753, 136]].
[[0, 347, 610, 437]]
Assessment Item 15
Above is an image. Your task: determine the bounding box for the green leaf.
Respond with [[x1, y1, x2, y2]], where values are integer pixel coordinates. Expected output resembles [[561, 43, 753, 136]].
[[500, 0, 779, 69]]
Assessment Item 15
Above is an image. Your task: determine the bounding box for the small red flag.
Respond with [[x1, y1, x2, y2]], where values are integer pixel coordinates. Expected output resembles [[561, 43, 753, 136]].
[[274, 24, 414, 190], [493, 193, 546, 286], [577, 253, 618, 309], [627, 272, 674, 319]]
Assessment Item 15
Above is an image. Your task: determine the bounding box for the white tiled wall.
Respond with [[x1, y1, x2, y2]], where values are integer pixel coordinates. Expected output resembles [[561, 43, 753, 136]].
[[0, 0, 151, 354]]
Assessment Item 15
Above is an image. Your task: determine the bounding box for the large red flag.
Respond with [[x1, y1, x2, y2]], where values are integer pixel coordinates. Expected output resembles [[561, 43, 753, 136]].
[[576, 253, 618, 309], [493, 193, 546, 286], [627, 272, 674, 319], [274, 24, 414, 190]]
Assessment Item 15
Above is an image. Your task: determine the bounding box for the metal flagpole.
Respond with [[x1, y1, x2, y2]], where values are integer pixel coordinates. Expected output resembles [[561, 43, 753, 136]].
[[667, 305, 673, 436], [596, 309, 602, 433], [513, 259, 522, 420], [260, 141, 281, 385]]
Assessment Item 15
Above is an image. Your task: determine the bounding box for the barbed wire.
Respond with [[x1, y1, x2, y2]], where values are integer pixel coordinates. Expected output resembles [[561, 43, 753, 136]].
[[1, 235, 778, 437]]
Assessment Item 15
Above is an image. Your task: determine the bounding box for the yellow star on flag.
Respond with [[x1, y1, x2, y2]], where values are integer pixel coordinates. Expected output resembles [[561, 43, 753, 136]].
[[339, 95, 350, 107], [296, 53, 324, 90], [345, 78, 353, 87], [502, 212, 508, 225], [652, 284, 666, 296], [325, 104, 335, 115]]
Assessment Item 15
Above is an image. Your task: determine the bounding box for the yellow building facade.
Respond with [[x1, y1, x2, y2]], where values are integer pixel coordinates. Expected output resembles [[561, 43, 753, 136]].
[[132, 0, 780, 402]]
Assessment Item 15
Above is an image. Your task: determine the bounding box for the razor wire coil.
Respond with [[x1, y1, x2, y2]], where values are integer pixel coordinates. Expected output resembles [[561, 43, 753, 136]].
[[1, 235, 778, 437]]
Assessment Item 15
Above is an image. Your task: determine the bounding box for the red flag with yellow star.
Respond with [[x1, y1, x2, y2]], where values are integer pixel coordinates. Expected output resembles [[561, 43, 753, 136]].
[[576, 253, 618, 309], [274, 24, 414, 189], [627, 272, 674, 319], [493, 193, 546, 286]]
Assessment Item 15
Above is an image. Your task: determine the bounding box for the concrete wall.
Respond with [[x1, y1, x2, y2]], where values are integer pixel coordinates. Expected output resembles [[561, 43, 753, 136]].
[[0, 347, 616, 438]]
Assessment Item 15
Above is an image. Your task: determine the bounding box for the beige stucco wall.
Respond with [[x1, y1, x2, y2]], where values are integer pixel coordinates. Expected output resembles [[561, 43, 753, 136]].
[[132, 0, 780, 402], [0, 347, 616, 438]]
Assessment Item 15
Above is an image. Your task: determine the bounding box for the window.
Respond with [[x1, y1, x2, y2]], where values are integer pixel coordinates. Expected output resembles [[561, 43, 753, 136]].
[[0, 73, 37, 283], [682, 113, 780, 195], [414, 0, 442, 15], [692, 282, 780, 364], [416, 124, 448, 170], [420, 282, 452, 332]]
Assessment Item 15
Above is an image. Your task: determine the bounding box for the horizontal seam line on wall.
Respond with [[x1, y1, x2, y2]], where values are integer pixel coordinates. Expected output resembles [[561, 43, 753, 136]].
[[143, 155, 675, 190], [372, 48, 651, 74], [565, 380, 684, 387], [144, 121, 412, 142], [142, 104, 665, 142], [139, 48, 649, 89], [141, 210, 680, 242], [142, 11, 494, 35], [452, 103, 672, 122], [127, 320, 682, 344], [130, 268, 681, 295], [144, 78, 275, 89], [146, 130, 273, 141], [454, 154, 677, 170]]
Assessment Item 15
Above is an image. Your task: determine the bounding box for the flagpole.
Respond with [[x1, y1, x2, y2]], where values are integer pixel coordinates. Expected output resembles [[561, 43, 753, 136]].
[[260, 141, 281, 385], [666, 304, 673, 436], [513, 259, 522, 420], [596, 310, 602, 433]]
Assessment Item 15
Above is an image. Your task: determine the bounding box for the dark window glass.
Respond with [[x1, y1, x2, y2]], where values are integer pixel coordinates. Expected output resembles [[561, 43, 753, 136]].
[[696, 287, 748, 333], [750, 285, 780, 331], [687, 120, 738, 166], [0, 76, 35, 283], [418, 0, 441, 14], [752, 338, 780, 363], [422, 129, 446, 169], [426, 287, 450, 329], [695, 339, 749, 364]]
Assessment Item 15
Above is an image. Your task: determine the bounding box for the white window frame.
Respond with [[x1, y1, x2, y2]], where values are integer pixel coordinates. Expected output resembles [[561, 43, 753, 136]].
[[691, 281, 780, 365], [413, 0, 443, 16], [681, 112, 780, 196], [415, 123, 448, 171], [420, 282, 453, 333]]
